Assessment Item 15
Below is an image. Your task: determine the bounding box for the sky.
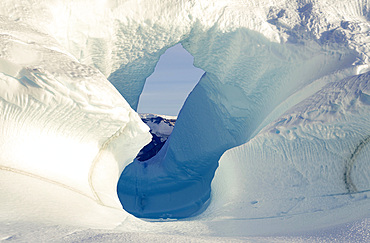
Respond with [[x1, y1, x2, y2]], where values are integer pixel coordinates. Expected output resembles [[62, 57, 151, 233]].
[[137, 43, 204, 116]]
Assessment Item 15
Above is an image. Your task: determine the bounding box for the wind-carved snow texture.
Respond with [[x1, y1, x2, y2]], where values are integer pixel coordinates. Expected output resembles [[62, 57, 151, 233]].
[[0, 0, 369, 238], [206, 71, 370, 235], [0, 16, 151, 227]]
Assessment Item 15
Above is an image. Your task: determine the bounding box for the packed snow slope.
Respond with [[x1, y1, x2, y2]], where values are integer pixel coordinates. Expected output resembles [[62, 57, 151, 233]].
[[0, 0, 369, 238]]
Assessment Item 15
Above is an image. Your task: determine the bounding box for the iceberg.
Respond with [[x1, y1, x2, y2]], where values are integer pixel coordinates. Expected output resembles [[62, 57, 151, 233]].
[[0, 0, 369, 239]]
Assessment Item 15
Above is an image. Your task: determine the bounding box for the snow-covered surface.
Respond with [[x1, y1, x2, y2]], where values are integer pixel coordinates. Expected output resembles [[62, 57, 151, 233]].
[[207, 71, 370, 235], [139, 113, 176, 139], [0, 216, 369, 242], [139, 113, 177, 121], [0, 15, 151, 227], [0, 0, 369, 241], [134, 114, 176, 161]]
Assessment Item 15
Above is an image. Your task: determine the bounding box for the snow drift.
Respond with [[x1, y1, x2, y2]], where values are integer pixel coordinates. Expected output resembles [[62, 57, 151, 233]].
[[0, 0, 369, 238]]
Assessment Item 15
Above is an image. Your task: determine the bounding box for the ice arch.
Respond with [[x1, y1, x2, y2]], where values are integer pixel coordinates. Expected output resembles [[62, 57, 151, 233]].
[[117, 26, 361, 218], [0, 0, 369, 234]]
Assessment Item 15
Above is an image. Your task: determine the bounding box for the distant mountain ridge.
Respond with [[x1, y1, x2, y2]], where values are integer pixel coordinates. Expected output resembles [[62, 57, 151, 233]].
[[136, 114, 176, 161]]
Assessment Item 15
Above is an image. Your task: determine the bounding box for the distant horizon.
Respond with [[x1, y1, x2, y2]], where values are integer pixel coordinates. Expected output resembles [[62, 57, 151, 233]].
[[137, 43, 204, 116]]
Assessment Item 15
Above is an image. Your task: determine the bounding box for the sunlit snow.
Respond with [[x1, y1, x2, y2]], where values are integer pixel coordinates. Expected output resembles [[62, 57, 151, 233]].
[[0, 0, 369, 242]]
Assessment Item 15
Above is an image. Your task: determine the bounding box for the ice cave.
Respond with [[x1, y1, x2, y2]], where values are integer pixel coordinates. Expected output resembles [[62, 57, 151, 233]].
[[0, 0, 369, 241]]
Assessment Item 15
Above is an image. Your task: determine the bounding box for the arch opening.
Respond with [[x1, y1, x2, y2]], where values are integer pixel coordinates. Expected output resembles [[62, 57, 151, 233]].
[[135, 44, 204, 162], [137, 43, 204, 117]]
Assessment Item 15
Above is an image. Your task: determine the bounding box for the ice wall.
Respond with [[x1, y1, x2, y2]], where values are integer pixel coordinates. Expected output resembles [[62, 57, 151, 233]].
[[118, 2, 366, 219], [206, 71, 370, 235], [0, 16, 150, 226], [0, 0, 369, 235]]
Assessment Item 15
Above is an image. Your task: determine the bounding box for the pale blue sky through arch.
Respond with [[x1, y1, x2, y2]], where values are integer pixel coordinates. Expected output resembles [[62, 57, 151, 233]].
[[137, 43, 204, 116]]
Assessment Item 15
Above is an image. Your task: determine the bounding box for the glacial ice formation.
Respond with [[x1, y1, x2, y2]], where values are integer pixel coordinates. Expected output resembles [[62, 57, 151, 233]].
[[0, 0, 369, 237], [207, 71, 370, 235], [0, 15, 151, 226]]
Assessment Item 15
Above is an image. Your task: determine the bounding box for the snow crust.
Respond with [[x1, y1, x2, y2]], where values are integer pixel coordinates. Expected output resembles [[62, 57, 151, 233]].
[[0, 0, 369, 240]]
